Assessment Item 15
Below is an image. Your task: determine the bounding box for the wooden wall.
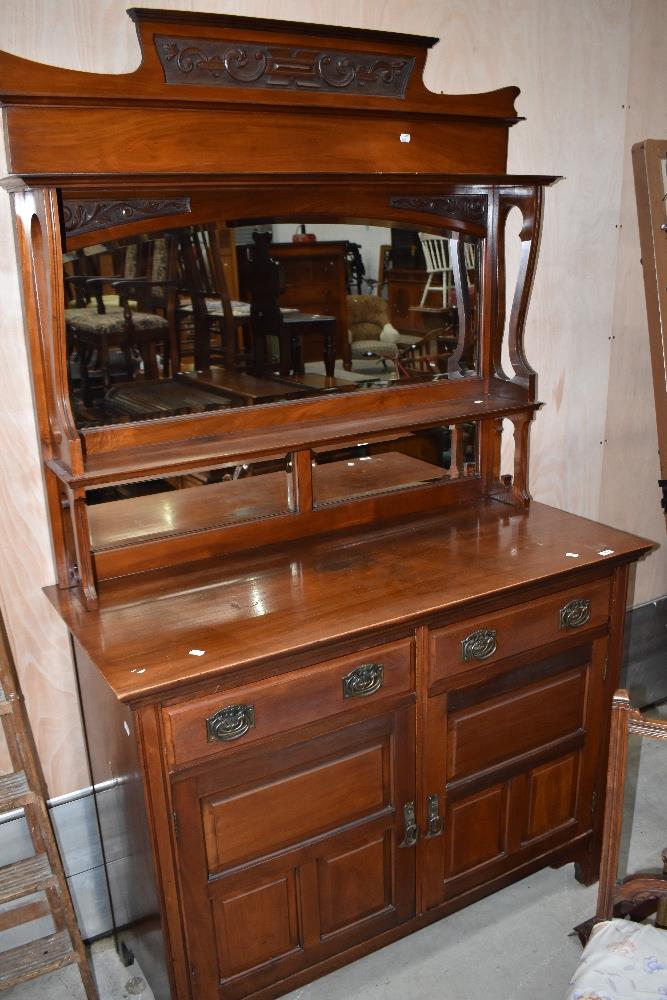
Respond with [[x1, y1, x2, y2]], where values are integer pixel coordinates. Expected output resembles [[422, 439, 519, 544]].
[[0, 0, 665, 795]]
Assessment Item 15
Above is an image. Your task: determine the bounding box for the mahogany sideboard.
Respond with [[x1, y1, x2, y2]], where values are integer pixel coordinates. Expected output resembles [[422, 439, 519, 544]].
[[0, 8, 652, 1000], [48, 503, 650, 1000]]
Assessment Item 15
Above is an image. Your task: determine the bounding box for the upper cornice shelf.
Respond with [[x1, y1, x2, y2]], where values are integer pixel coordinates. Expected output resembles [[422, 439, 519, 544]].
[[0, 7, 523, 178]]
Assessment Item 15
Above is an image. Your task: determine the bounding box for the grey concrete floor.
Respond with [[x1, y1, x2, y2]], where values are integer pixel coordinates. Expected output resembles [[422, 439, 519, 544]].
[[1, 936, 155, 1000], [4, 707, 664, 1000]]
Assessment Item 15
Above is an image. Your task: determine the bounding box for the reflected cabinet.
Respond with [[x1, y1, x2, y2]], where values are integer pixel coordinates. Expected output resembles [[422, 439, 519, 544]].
[[0, 8, 652, 1000]]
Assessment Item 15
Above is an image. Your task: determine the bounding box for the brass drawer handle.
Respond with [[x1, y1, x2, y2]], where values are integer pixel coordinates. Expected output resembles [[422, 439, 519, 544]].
[[461, 628, 497, 662], [559, 598, 591, 629], [342, 662, 384, 699], [399, 801, 419, 848], [426, 793, 443, 838], [206, 704, 255, 743]]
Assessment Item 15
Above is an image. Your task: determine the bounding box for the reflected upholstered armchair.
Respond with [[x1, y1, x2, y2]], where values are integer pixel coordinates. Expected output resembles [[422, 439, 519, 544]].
[[347, 294, 418, 362]]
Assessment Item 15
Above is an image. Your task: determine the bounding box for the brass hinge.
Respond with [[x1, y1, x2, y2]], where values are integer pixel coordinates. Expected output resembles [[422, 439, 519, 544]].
[[173, 810, 180, 839], [591, 790, 598, 815], [603, 657, 608, 681]]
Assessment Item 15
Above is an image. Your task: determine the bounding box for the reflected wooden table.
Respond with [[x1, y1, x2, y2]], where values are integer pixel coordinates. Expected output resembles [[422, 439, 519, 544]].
[[281, 311, 337, 377], [187, 301, 338, 377]]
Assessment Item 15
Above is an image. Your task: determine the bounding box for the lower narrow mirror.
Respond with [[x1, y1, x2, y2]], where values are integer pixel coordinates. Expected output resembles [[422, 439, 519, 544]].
[[86, 456, 293, 555], [312, 423, 479, 507]]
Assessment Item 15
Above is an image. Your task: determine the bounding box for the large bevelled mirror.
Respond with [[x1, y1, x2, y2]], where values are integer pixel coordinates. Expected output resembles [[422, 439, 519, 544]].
[[62, 216, 481, 429]]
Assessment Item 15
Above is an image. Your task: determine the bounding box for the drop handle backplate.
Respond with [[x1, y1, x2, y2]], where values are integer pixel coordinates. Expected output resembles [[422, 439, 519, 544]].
[[426, 793, 443, 837], [399, 801, 419, 848], [460, 628, 497, 663], [342, 662, 384, 699], [559, 598, 591, 629], [206, 703, 255, 742]]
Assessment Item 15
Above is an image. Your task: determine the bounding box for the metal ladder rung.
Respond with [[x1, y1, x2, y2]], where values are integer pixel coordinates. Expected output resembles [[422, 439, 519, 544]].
[[0, 770, 33, 811], [0, 930, 77, 991], [0, 853, 56, 904]]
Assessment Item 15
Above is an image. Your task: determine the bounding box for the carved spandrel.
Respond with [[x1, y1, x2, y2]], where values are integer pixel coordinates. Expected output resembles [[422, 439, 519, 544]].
[[156, 35, 415, 98], [62, 198, 191, 239], [389, 195, 488, 225]]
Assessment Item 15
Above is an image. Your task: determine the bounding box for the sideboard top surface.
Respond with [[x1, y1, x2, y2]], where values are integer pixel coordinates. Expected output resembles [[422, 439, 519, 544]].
[[46, 501, 652, 704]]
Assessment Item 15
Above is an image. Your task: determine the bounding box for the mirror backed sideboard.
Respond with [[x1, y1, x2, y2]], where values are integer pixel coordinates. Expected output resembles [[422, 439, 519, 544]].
[[0, 8, 653, 1000]]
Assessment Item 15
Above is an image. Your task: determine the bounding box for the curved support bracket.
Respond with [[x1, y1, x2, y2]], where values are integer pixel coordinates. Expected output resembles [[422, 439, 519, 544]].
[[13, 188, 82, 473], [488, 409, 535, 508], [493, 186, 544, 399]]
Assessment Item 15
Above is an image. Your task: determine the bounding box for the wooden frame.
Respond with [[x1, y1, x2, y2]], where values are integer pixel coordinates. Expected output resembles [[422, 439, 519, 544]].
[[596, 690, 667, 924], [632, 139, 667, 520]]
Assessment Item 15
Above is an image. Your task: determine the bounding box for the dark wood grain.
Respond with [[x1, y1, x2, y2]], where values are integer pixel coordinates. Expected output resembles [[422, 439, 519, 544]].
[[47, 501, 651, 704]]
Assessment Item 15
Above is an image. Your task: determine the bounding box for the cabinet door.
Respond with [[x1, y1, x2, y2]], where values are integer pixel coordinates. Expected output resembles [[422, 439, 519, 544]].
[[173, 706, 415, 999], [421, 640, 607, 911]]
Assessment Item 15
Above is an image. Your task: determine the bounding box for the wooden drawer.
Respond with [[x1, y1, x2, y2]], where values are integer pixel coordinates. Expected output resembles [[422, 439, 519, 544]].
[[163, 637, 414, 768], [429, 577, 611, 686]]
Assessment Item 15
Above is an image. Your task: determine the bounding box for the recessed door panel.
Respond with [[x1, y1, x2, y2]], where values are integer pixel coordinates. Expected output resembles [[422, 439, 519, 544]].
[[212, 870, 301, 980], [203, 743, 386, 871], [445, 783, 509, 879], [447, 668, 586, 781], [522, 752, 579, 845], [318, 831, 392, 937]]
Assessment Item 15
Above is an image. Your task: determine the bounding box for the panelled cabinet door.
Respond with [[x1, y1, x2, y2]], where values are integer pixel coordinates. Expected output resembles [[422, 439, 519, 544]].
[[420, 639, 608, 910], [172, 706, 415, 999]]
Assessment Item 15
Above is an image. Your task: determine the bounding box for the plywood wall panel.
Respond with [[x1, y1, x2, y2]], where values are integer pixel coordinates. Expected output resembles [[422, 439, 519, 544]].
[[0, 195, 89, 793], [0, 0, 664, 794], [600, 0, 667, 606]]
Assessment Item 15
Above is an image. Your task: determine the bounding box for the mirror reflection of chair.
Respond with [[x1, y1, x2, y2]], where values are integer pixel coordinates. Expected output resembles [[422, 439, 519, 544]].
[[65, 234, 179, 407], [347, 293, 419, 364], [393, 319, 458, 379], [567, 690, 667, 999], [177, 224, 244, 371], [418, 232, 477, 308], [418, 233, 451, 307]]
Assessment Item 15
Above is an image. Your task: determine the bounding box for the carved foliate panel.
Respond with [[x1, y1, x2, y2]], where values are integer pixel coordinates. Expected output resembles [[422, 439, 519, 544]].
[[389, 195, 488, 224], [156, 35, 415, 97], [62, 198, 191, 238]]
